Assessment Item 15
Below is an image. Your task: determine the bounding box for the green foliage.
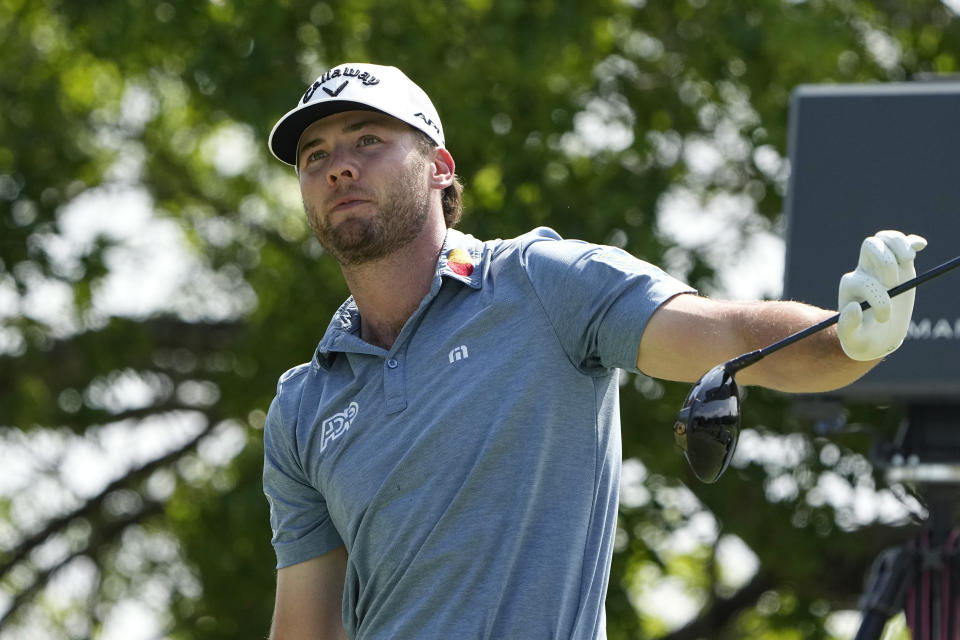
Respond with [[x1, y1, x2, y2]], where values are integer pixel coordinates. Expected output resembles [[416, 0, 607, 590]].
[[2, 0, 958, 637], [163, 431, 275, 640]]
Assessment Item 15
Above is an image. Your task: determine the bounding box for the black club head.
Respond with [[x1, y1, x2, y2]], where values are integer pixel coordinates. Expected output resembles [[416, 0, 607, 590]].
[[674, 363, 742, 483]]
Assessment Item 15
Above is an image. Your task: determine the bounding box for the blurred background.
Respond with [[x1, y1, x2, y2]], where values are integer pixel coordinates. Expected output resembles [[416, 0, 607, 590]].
[[2, 0, 959, 638]]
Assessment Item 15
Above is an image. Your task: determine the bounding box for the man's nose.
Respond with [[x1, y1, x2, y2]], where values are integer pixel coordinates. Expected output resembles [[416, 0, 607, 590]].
[[327, 148, 359, 186]]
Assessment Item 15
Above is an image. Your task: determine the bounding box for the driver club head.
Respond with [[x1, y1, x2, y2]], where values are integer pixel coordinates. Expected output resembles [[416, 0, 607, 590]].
[[674, 363, 742, 483], [669, 253, 960, 483]]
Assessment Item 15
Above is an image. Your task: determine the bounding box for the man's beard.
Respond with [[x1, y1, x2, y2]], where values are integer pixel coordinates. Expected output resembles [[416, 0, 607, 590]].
[[306, 164, 431, 267]]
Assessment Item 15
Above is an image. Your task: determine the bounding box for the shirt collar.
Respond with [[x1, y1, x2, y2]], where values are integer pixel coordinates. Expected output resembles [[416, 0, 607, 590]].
[[313, 297, 363, 369], [313, 229, 486, 369], [437, 228, 484, 289]]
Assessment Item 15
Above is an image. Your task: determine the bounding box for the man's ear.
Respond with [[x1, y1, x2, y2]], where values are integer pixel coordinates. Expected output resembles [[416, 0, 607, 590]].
[[428, 147, 456, 189]]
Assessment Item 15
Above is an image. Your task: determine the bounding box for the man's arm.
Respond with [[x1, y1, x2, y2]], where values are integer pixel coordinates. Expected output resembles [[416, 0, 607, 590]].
[[636, 230, 926, 393], [270, 546, 348, 640], [636, 294, 874, 393]]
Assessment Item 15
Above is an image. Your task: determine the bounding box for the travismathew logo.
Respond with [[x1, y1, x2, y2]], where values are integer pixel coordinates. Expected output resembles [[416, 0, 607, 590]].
[[302, 67, 380, 104], [320, 402, 359, 452]]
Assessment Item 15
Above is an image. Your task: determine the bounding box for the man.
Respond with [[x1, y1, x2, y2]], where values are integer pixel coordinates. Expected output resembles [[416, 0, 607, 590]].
[[262, 62, 926, 640]]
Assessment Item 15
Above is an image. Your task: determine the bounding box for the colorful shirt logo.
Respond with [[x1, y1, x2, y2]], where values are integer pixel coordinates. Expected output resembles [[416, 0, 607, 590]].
[[447, 248, 475, 277]]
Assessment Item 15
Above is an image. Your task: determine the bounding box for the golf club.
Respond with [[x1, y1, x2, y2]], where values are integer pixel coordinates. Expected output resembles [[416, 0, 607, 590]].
[[674, 253, 960, 484]]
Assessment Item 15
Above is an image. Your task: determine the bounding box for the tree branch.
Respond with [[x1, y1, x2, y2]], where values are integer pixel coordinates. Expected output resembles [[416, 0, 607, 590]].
[[0, 498, 166, 629], [656, 570, 778, 640], [0, 418, 213, 582], [0, 316, 244, 394]]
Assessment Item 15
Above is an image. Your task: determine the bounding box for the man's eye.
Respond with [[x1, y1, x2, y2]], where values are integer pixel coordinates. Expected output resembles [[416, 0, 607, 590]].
[[306, 149, 328, 163], [359, 135, 380, 146]]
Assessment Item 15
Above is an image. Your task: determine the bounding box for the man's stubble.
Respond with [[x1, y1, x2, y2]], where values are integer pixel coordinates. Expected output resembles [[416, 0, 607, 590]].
[[305, 159, 431, 267]]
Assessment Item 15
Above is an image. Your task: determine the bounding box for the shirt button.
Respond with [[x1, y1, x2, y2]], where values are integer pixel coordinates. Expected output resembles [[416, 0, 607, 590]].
[[386, 358, 399, 369]]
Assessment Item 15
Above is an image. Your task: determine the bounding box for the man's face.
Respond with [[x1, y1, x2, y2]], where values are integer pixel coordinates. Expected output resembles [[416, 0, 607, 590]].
[[296, 110, 433, 266]]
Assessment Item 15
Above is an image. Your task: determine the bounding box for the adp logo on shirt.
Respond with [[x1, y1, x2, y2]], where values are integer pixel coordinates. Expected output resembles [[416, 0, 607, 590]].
[[321, 402, 359, 452]]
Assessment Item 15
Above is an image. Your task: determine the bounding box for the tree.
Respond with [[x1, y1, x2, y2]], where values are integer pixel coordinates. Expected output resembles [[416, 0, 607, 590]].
[[2, 0, 958, 637]]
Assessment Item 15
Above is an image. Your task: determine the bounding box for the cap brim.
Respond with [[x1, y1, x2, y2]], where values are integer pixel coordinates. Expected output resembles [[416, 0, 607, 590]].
[[268, 101, 387, 166]]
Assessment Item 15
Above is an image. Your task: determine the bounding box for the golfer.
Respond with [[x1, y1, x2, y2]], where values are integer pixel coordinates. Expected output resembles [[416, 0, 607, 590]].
[[261, 62, 925, 640]]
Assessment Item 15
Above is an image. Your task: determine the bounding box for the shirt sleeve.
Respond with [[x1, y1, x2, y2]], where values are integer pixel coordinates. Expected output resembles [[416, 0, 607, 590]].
[[519, 228, 696, 373], [262, 385, 344, 569]]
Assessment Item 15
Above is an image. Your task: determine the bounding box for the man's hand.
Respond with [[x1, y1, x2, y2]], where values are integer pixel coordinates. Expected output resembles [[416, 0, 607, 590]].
[[837, 230, 927, 361]]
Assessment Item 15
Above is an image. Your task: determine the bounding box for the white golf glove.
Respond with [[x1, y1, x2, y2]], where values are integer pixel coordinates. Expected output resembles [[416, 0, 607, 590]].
[[837, 230, 927, 361]]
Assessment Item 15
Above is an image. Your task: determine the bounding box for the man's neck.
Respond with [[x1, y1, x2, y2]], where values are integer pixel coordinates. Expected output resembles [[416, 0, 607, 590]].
[[340, 220, 447, 351]]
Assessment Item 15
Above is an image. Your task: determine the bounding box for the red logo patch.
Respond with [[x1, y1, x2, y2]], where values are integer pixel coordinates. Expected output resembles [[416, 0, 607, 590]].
[[447, 248, 474, 277]]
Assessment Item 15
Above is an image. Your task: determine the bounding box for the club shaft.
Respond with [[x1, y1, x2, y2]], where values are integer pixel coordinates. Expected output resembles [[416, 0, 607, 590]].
[[725, 253, 960, 374]]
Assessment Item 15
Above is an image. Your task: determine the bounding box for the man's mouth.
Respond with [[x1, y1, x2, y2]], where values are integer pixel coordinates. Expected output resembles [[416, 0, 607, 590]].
[[330, 196, 371, 213]]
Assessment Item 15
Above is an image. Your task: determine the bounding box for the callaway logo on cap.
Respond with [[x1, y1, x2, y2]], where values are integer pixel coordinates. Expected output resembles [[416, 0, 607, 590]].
[[268, 63, 445, 166]]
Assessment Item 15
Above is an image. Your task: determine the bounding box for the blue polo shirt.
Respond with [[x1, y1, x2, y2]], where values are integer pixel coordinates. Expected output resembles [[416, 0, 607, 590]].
[[262, 227, 694, 640]]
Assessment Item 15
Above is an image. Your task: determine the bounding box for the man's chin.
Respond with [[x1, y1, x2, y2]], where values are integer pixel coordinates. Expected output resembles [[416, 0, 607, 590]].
[[331, 218, 373, 244], [323, 226, 390, 266]]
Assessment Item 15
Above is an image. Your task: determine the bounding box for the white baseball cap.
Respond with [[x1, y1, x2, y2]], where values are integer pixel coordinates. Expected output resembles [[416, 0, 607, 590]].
[[268, 63, 445, 166]]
